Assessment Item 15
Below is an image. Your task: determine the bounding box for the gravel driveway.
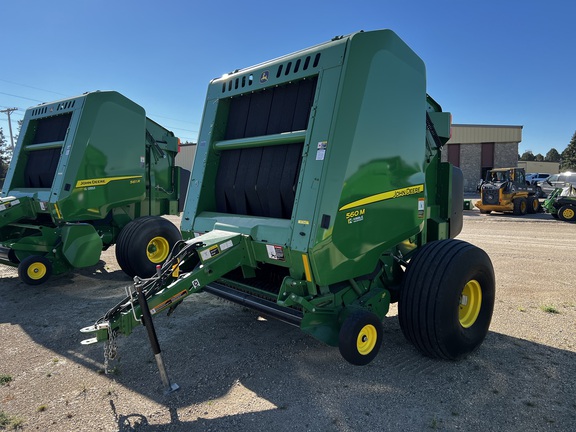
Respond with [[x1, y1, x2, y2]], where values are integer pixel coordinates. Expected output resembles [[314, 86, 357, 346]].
[[1, 212, 575, 431]]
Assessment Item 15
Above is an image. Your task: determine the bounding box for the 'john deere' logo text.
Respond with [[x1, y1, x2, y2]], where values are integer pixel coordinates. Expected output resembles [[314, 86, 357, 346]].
[[393, 186, 422, 198], [75, 175, 142, 188]]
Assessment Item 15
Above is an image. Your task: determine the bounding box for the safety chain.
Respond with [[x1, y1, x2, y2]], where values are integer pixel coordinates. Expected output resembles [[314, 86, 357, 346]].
[[103, 327, 118, 375]]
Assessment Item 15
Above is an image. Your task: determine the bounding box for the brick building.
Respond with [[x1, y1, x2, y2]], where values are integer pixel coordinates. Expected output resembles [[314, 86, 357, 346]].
[[442, 124, 523, 192]]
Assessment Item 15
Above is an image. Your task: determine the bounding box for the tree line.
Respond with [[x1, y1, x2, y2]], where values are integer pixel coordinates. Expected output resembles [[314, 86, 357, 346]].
[[519, 131, 576, 171], [0, 121, 20, 184]]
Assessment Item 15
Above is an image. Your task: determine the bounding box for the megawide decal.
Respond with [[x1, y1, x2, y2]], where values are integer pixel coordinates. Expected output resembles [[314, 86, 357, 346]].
[[75, 175, 142, 188], [339, 184, 424, 211]]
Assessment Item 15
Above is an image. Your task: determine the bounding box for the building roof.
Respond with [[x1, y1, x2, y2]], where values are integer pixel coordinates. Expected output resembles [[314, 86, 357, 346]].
[[448, 124, 523, 145]]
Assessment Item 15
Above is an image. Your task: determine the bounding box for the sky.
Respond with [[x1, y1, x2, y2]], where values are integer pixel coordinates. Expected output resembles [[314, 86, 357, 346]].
[[1, 0, 575, 156]]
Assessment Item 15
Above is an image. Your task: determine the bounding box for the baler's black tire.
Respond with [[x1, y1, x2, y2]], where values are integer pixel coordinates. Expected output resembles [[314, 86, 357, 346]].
[[527, 196, 540, 214], [18, 255, 53, 286], [513, 197, 528, 215], [116, 216, 181, 278], [398, 239, 495, 360], [115, 217, 148, 276], [338, 310, 383, 366], [558, 205, 576, 222], [479, 209, 491, 215]]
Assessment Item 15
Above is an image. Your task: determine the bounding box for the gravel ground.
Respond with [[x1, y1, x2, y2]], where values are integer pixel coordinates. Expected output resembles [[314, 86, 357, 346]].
[[1, 211, 576, 431]]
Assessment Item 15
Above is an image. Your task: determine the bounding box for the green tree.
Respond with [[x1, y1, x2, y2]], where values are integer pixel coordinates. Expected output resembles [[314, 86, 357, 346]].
[[0, 127, 11, 185], [545, 148, 561, 162], [561, 131, 576, 171], [534, 153, 544, 162], [520, 151, 535, 161]]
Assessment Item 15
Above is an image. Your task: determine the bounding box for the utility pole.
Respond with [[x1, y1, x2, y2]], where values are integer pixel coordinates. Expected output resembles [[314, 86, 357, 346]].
[[0, 107, 18, 150]]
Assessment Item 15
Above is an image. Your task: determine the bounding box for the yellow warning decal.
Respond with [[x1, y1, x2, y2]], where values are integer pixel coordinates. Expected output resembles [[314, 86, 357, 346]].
[[75, 175, 142, 188], [150, 290, 188, 315], [339, 184, 424, 211]]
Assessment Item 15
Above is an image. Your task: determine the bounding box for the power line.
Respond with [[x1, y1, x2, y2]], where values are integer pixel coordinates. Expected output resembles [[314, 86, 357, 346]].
[[0, 78, 69, 97], [0, 91, 44, 103]]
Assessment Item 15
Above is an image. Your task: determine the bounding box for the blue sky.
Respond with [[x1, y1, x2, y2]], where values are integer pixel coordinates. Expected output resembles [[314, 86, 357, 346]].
[[1, 0, 574, 156]]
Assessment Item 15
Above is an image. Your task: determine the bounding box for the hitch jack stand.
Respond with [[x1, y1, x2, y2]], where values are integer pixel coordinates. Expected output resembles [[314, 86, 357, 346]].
[[136, 283, 180, 394]]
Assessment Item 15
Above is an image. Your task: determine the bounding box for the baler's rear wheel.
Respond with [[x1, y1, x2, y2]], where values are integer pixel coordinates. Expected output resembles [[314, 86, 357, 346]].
[[338, 310, 383, 366], [18, 255, 53, 286], [116, 216, 181, 278], [398, 239, 495, 360]]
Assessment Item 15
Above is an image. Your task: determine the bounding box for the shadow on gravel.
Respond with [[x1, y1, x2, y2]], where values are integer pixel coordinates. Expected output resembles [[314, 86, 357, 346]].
[[464, 209, 558, 222], [1, 267, 576, 431]]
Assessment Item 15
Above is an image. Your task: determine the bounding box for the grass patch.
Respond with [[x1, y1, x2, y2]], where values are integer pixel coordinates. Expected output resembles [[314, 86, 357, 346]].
[[36, 405, 47, 413], [0, 375, 12, 386], [429, 416, 444, 429], [540, 305, 560, 314], [0, 410, 25, 429], [0, 412, 9, 427]]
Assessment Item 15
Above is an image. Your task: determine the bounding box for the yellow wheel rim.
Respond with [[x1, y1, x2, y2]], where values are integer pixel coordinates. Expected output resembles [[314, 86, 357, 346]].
[[27, 262, 47, 280], [459, 280, 482, 328], [356, 324, 377, 355], [562, 208, 575, 220], [146, 236, 170, 263]]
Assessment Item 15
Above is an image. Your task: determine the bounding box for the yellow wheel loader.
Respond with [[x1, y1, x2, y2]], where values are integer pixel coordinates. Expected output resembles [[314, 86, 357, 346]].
[[475, 168, 540, 215]]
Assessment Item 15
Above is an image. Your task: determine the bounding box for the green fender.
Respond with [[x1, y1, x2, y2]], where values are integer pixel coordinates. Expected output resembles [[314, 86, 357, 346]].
[[61, 224, 103, 268]]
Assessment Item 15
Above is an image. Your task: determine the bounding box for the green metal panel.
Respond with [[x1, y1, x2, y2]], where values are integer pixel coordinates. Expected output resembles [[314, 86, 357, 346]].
[[306, 31, 428, 285], [61, 224, 103, 268], [0, 196, 36, 225], [56, 92, 147, 220]]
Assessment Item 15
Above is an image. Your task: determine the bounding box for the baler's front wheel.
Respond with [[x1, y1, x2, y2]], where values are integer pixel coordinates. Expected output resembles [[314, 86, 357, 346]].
[[338, 310, 383, 366], [398, 239, 495, 360], [116, 216, 181, 278], [18, 255, 53, 286]]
